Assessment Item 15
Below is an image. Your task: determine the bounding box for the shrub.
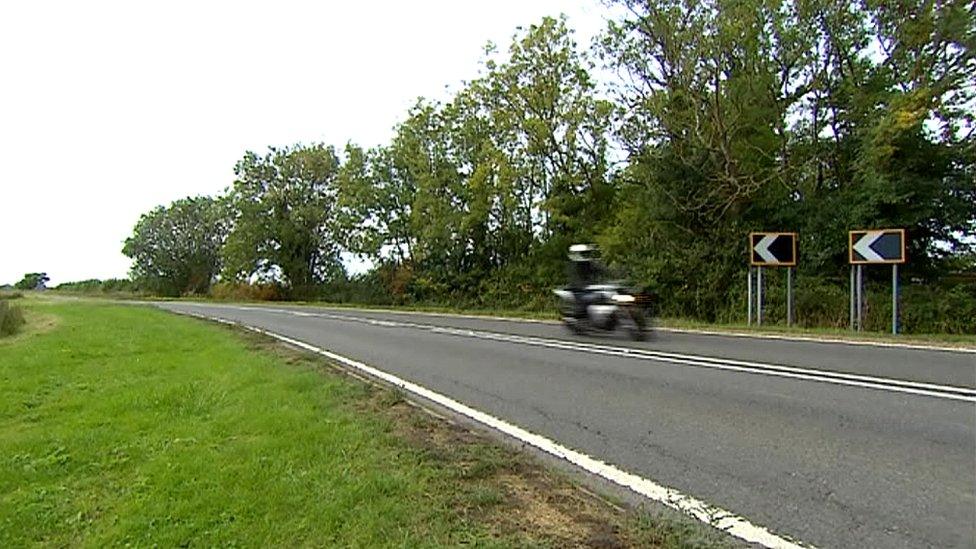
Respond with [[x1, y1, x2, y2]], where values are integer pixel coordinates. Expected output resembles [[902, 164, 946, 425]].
[[54, 278, 142, 295], [210, 282, 285, 302], [0, 301, 25, 337], [318, 276, 395, 306], [734, 272, 976, 334]]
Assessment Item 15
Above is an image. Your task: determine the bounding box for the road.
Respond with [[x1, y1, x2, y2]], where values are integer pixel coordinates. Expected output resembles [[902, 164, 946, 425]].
[[156, 302, 976, 549]]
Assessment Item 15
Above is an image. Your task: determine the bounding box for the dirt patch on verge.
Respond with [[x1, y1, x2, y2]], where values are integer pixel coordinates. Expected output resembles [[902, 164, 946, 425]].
[[378, 395, 630, 548]]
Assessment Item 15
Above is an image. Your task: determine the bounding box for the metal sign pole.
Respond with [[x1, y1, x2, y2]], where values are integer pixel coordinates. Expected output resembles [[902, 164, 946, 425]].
[[856, 265, 863, 332], [747, 267, 753, 326], [757, 266, 763, 326], [786, 267, 793, 327], [850, 266, 855, 331], [892, 264, 898, 335]]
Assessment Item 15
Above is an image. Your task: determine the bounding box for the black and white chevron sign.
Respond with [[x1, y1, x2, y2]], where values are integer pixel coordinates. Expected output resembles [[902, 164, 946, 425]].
[[849, 229, 906, 264], [750, 233, 797, 266]]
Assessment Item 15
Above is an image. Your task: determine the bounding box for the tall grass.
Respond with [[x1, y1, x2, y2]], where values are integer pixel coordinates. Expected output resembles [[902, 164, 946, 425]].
[[0, 300, 25, 337]]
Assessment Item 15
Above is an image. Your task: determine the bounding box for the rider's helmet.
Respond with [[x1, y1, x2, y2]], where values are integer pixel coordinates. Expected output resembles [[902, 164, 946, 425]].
[[568, 244, 598, 262]]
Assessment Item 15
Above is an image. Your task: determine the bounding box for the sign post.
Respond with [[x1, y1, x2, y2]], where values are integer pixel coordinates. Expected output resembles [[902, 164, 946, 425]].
[[849, 266, 855, 331], [892, 264, 899, 334], [849, 229, 906, 334], [787, 266, 793, 326], [757, 266, 763, 325], [747, 267, 753, 326], [749, 232, 797, 327]]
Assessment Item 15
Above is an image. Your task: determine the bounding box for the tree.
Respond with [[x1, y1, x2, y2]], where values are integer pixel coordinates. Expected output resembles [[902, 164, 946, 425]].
[[600, 0, 975, 318], [363, 18, 613, 297], [600, 0, 795, 317], [336, 141, 417, 267], [122, 196, 225, 296], [478, 15, 614, 243], [222, 144, 345, 295], [14, 272, 49, 290]]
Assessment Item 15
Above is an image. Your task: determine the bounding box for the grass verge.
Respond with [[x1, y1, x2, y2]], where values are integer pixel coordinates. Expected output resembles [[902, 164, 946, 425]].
[[0, 299, 732, 547]]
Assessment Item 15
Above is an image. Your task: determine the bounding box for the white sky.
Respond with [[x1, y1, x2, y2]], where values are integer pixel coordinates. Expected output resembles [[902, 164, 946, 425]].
[[0, 0, 611, 286]]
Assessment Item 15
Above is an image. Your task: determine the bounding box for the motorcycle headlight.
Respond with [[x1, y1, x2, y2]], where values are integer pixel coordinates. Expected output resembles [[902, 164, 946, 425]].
[[611, 294, 635, 303]]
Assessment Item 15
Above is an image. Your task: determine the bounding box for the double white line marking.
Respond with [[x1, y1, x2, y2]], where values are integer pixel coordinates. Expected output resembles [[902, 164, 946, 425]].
[[273, 307, 975, 403]]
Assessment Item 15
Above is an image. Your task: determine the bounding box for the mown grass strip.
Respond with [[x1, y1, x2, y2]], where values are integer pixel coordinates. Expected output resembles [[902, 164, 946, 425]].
[[0, 300, 733, 548]]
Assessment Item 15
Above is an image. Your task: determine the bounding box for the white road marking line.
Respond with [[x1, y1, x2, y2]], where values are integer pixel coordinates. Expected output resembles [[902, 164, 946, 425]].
[[655, 326, 976, 355], [174, 309, 811, 549], [428, 329, 975, 402], [225, 306, 974, 402], [168, 300, 976, 354]]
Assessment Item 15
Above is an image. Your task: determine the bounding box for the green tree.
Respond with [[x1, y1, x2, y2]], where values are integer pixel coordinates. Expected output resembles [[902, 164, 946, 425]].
[[122, 196, 225, 296], [14, 272, 49, 290], [600, 0, 796, 317], [479, 15, 614, 243], [600, 0, 975, 318], [379, 18, 614, 298], [222, 144, 345, 295], [337, 141, 417, 267]]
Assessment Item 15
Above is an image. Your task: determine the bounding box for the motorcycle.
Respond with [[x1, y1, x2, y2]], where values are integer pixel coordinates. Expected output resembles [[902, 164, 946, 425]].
[[553, 283, 653, 341]]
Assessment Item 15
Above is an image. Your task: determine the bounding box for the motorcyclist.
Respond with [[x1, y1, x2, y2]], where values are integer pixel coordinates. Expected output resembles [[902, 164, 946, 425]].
[[566, 244, 607, 319]]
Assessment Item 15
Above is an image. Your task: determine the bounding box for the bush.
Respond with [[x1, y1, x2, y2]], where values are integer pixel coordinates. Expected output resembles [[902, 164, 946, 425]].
[[210, 282, 285, 302], [205, 263, 974, 335], [891, 283, 976, 335], [734, 272, 976, 334], [0, 301, 25, 337], [318, 275, 395, 306], [54, 278, 142, 295]]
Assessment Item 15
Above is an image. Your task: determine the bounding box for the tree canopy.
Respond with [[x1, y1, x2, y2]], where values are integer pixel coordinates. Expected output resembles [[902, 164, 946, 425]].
[[122, 7, 975, 331], [14, 272, 49, 291], [122, 196, 224, 296], [222, 144, 344, 296]]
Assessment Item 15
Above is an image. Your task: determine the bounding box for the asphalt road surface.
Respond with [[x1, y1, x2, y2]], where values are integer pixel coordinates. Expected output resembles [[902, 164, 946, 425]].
[[156, 302, 976, 549]]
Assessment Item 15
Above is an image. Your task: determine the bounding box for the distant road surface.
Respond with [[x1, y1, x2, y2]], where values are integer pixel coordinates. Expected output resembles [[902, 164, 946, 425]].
[[156, 302, 976, 549]]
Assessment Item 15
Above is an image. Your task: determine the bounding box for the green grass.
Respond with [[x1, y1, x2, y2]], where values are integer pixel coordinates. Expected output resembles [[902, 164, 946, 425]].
[[0, 301, 494, 547], [0, 300, 25, 337], [0, 299, 734, 548]]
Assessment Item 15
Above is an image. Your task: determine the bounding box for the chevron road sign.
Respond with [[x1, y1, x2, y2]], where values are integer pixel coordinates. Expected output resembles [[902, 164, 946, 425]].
[[748, 232, 797, 328], [849, 229, 906, 264], [750, 232, 797, 266]]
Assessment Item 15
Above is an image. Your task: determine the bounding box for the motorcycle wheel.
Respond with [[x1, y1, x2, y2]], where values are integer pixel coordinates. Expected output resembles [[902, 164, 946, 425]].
[[628, 307, 648, 341], [563, 317, 587, 335]]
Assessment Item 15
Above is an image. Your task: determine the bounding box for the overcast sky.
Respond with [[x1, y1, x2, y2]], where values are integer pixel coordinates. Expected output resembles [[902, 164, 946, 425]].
[[0, 0, 611, 286]]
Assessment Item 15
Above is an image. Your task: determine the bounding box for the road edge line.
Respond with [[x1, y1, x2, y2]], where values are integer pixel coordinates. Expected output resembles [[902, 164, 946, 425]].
[[175, 309, 812, 549]]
